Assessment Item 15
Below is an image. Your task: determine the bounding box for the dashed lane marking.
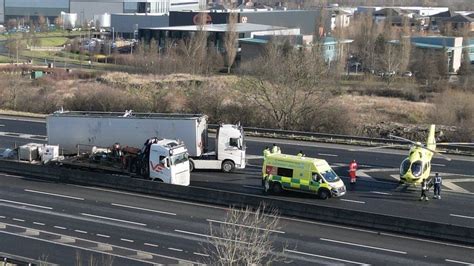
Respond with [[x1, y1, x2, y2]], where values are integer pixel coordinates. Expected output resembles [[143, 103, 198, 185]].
[[97, 234, 110, 238], [144, 243, 158, 247], [318, 153, 338, 157], [340, 199, 365, 204], [445, 259, 474, 265], [432, 164, 446, 167], [120, 238, 134, 243], [24, 189, 84, 201], [54, 226, 67, 230], [193, 252, 209, 257], [0, 199, 53, 210], [450, 214, 474, 220], [74, 230, 88, 234], [12, 218, 25, 222], [168, 248, 183, 252], [80, 213, 147, 227], [370, 191, 392, 195], [243, 185, 262, 190], [284, 249, 369, 265], [206, 219, 285, 234], [111, 203, 176, 216], [320, 238, 407, 254], [33, 222, 45, 226]]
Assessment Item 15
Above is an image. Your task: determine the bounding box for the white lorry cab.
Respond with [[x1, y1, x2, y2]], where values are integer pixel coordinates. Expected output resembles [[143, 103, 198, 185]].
[[191, 123, 246, 172], [147, 139, 190, 186]]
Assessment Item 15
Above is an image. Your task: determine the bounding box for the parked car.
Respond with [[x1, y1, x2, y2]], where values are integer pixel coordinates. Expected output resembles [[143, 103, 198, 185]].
[[402, 71, 413, 77]]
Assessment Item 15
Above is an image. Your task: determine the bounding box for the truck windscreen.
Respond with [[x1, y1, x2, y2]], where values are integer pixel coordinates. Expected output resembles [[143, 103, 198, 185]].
[[171, 153, 188, 165]]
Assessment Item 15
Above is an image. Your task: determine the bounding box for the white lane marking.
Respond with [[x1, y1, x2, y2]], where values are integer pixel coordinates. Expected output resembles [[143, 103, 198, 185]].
[[432, 163, 446, 167], [71, 185, 226, 210], [24, 189, 84, 201], [0, 199, 53, 210], [80, 213, 147, 227], [0, 216, 5, 219], [450, 214, 474, 220], [0, 124, 4, 127], [144, 243, 158, 247], [318, 153, 338, 157], [193, 252, 209, 257], [445, 259, 474, 265], [1, 221, 198, 264], [111, 203, 176, 216], [340, 199, 366, 204], [206, 219, 285, 234], [174, 229, 250, 244], [243, 185, 263, 190], [370, 191, 392, 195], [54, 226, 67, 230], [284, 249, 368, 265], [74, 230, 88, 234], [168, 248, 182, 252], [96, 234, 110, 238], [12, 218, 25, 222], [120, 238, 134, 243], [443, 181, 470, 193], [33, 222, 45, 226], [0, 228, 158, 265], [380, 232, 474, 250], [320, 238, 407, 254]]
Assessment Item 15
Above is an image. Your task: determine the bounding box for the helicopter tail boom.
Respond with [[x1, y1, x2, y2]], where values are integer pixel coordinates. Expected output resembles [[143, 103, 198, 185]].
[[426, 124, 436, 151]]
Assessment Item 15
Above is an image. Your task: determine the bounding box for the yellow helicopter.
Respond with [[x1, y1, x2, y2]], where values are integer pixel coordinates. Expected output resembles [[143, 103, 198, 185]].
[[355, 125, 472, 185]]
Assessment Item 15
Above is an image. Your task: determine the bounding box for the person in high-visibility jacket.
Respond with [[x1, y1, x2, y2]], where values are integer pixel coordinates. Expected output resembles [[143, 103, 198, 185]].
[[349, 160, 358, 184], [263, 146, 270, 157], [271, 144, 281, 154]]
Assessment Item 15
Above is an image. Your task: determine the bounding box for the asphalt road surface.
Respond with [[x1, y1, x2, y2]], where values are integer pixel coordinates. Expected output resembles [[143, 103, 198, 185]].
[[1, 173, 474, 265], [1, 116, 474, 264]]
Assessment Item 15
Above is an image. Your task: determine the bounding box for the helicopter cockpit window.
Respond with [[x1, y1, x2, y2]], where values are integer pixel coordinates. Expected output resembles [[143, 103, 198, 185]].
[[400, 159, 410, 175], [411, 160, 423, 177]]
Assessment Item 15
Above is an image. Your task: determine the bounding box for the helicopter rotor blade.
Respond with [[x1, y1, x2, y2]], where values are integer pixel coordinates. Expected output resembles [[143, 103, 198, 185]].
[[388, 135, 419, 145], [349, 144, 409, 152], [420, 146, 452, 161]]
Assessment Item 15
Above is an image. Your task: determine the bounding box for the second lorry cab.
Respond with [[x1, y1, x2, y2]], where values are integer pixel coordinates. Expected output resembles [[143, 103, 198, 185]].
[[262, 153, 346, 199]]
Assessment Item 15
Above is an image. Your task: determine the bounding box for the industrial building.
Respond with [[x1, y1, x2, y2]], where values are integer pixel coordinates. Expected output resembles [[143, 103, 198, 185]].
[[0, 0, 205, 24], [113, 9, 321, 39]]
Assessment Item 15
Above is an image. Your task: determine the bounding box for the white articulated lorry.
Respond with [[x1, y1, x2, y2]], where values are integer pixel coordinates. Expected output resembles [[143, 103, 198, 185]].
[[47, 110, 246, 172]]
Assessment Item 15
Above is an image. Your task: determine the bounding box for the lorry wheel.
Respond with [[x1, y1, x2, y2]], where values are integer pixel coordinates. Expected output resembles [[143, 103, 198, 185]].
[[272, 182, 282, 194], [318, 189, 330, 200], [189, 161, 194, 172], [222, 160, 235, 173]]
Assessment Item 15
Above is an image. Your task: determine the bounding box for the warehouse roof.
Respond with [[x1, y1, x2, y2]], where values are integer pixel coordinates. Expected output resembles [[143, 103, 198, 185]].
[[140, 23, 287, 33]]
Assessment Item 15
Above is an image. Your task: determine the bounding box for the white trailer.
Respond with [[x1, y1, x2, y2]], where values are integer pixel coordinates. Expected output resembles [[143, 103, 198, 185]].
[[47, 111, 246, 172]]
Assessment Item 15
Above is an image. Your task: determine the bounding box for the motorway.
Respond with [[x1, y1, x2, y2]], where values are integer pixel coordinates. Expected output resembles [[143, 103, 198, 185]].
[[1, 116, 474, 264], [1, 173, 474, 265]]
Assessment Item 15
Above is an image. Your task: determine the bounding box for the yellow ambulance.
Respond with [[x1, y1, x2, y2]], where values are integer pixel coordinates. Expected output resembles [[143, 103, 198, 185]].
[[262, 153, 346, 199]]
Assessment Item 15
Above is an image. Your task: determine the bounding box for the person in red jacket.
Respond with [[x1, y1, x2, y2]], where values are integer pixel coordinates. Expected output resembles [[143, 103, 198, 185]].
[[349, 160, 358, 184]]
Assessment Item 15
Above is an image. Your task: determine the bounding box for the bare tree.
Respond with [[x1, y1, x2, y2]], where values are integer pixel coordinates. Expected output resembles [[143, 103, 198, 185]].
[[238, 42, 330, 129], [205, 204, 284, 265], [224, 12, 238, 74], [398, 17, 412, 73]]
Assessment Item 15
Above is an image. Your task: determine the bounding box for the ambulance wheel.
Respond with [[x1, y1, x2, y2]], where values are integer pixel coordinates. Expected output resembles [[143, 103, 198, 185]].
[[189, 161, 194, 172], [272, 183, 283, 194], [222, 160, 235, 173], [318, 189, 330, 200]]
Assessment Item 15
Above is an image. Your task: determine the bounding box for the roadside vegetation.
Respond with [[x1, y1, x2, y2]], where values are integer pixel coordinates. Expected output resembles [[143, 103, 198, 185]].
[[0, 10, 472, 142]]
